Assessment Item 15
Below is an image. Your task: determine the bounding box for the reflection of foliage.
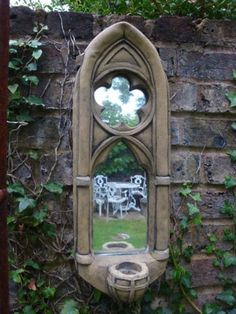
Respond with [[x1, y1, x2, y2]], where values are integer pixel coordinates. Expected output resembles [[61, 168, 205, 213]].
[[96, 141, 143, 177], [98, 76, 144, 127]]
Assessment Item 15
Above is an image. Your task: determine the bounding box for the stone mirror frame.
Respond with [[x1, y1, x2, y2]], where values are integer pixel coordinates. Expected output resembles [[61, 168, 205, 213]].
[[73, 22, 170, 303]]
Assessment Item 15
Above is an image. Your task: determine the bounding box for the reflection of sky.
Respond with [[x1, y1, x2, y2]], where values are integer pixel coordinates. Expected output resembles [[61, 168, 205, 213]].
[[94, 86, 145, 116]]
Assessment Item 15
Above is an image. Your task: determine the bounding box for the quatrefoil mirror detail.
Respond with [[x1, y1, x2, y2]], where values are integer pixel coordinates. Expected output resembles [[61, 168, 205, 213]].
[[94, 76, 147, 128]]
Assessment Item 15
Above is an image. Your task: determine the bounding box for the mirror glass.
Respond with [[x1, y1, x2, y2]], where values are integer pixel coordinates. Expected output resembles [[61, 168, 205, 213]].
[[92, 141, 147, 253], [94, 76, 146, 127]]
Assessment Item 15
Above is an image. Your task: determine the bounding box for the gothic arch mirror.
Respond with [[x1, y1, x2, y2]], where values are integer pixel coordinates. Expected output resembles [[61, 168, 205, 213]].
[[73, 22, 170, 303]]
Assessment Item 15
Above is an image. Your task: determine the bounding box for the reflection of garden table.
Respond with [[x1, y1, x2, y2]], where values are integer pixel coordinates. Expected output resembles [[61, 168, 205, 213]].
[[107, 182, 140, 212]]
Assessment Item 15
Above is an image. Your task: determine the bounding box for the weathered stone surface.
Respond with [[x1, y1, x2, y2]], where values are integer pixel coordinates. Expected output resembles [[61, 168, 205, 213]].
[[46, 12, 93, 39], [171, 116, 236, 149], [93, 15, 145, 37], [171, 151, 201, 183], [10, 6, 35, 36], [171, 187, 234, 219], [197, 19, 236, 48], [38, 42, 78, 74], [17, 116, 71, 150], [196, 286, 222, 309], [188, 255, 236, 287], [177, 50, 236, 80], [159, 48, 177, 77], [198, 84, 236, 113], [40, 152, 72, 185], [183, 221, 234, 251], [31, 75, 75, 109], [202, 153, 236, 184], [152, 16, 196, 43], [170, 82, 198, 112], [170, 82, 236, 113]]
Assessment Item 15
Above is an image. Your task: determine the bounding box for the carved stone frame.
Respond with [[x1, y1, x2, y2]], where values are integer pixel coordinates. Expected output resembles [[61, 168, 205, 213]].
[[73, 22, 170, 300]]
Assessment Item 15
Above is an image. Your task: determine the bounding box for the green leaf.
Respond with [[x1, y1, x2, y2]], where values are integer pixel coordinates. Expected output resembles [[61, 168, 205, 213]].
[[233, 70, 236, 80], [187, 203, 200, 216], [28, 150, 39, 160], [179, 184, 192, 197], [24, 259, 40, 270], [43, 287, 56, 299], [8, 60, 20, 70], [27, 62, 37, 71], [216, 289, 236, 306], [192, 214, 202, 225], [43, 182, 63, 194], [180, 215, 189, 232], [33, 208, 48, 225], [18, 197, 36, 212], [227, 150, 236, 161], [11, 268, 25, 283], [208, 233, 217, 243], [32, 49, 42, 60], [28, 39, 42, 48], [224, 176, 236, 189], [41, 223, 56, 238], [8, 182, 25, 195], [202, 303, 221, 314], [191, 192, 201, 202], [24, 95, 44, 106], [220, 200, 235, 217], [223, 229, 236, 242], [223, 252, 236, 267], [231, 122, 236, 131], [7, 216, 16, 225], [22, 75, 39, 86], [226, 91, 236, 107], [16, 110, 34, 122], [22, 305, 35, 314], [8, 83, 19, 94], [61, 299, 79, 314]]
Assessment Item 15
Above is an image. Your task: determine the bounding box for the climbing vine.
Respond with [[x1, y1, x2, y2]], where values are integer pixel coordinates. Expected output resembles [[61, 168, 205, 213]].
[[7, 22, 236, 314]]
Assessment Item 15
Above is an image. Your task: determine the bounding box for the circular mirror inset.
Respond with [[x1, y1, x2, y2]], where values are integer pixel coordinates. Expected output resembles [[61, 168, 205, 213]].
[[94, 76, 147, 128]]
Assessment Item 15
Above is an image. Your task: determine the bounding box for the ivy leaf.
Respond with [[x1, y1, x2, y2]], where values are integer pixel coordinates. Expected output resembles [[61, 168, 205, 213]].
[[28, 150, 39, 160], [220, 200, 235, 217], [43, 182, 63, 194], [179, 184, 192, 197], [216, 289, 236, 306], [33, 208, 48, 225], [226, 91, 236, 107], [24, 95, 44, 106], [22, 305, 35, 314], [7, 216, 16, 225], [61, 299, 79, 314], [27, 62, 37, 71], [227, 150, 236, 161], [180, 215, 189, 232], [28, 39, 42, 48], [191, 192, 201, 202], [43, 287, 56, 299], [18, 196, 36, 212], [231, 122, 236, 131], [202, 303, 222, 314], [223, 252, 236, 267], [24, 259, 40, 270], [11, 268, 25, 283], [8, 83, 19, 94], [16, 110, 34, 122], [22, 75, 39, 86], [187, 203, 200, 216], [8, 182, 25, 196], [41, 223, 56, 238], [32, 49, 42, 60], [224, 176, 236, 189]]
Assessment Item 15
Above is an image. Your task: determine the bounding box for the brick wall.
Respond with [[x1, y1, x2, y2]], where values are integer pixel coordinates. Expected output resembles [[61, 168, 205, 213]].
[[10, 6, 236, 309]]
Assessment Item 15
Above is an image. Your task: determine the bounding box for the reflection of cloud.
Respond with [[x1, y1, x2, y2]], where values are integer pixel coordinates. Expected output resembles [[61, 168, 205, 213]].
[[94, 78, 146, 117]]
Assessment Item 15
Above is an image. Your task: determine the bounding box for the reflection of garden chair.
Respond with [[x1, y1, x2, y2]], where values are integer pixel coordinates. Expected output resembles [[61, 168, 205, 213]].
[[106, 185, 129, 218], [130, 175, 147, 211], [93, 175, 108, 216]]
